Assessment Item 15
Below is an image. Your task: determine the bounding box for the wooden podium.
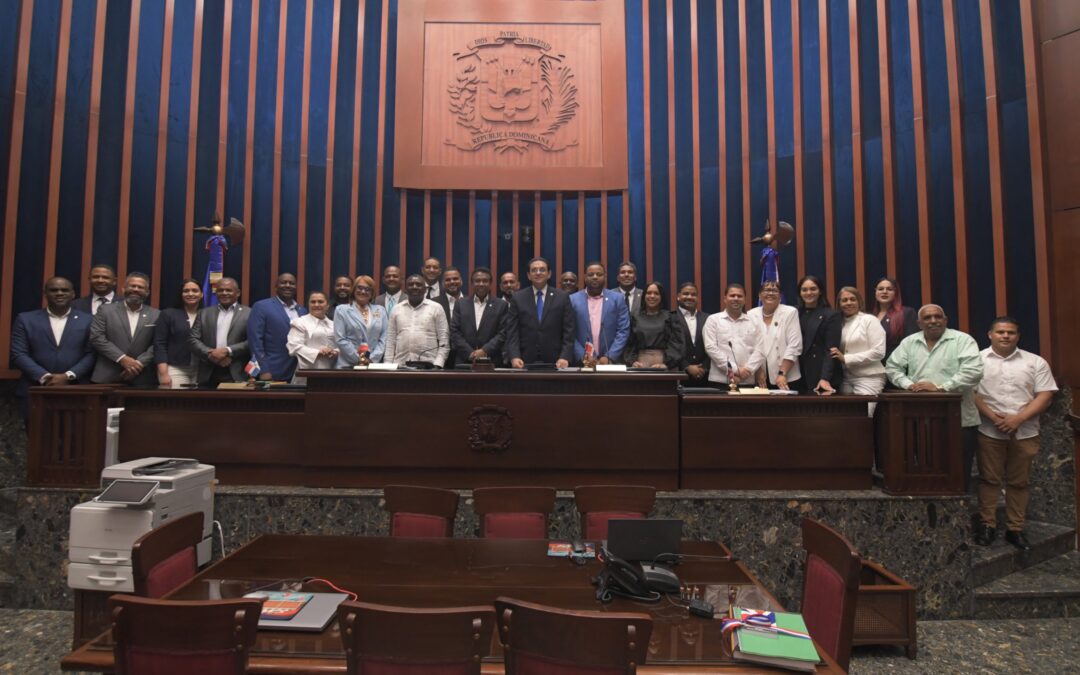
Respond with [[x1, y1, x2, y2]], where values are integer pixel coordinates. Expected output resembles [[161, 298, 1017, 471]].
[[875, 392, 965, 495], [26, 385, 116, 487]]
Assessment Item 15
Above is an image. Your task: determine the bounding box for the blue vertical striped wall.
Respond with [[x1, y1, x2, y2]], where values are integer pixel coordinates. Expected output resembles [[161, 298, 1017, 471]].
[[0, 0, 1048, 357]]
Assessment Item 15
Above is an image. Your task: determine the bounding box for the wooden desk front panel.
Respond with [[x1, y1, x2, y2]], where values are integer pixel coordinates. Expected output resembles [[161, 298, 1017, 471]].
[[117, 390, 307, 485], [681, 395, 875, 489], [304, 372, 680, 488]]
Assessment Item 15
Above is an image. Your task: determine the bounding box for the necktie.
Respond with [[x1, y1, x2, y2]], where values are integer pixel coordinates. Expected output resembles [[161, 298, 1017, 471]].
[[95, 297, 106, 314], [536, 289, 544, 322], [427, 286, 434, 299], [625, 290, 632, 310], [387, 295, 396, 314]]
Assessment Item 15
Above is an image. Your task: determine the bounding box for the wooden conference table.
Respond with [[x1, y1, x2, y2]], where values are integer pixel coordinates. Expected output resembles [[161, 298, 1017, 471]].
[[62, 535, 842, 673]]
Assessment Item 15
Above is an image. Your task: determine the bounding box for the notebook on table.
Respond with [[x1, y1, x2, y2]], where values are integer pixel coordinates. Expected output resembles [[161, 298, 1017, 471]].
[[244, 591, 350, 632]]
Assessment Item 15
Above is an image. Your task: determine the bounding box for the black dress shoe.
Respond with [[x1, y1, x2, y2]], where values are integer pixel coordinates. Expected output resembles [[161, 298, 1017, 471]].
[[1005, 530, 1031, 551], [973, 523, 995, 546]]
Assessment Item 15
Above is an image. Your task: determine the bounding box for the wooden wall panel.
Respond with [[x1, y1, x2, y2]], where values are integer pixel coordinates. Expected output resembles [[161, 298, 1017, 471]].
[[0, 0, 1060, 373]]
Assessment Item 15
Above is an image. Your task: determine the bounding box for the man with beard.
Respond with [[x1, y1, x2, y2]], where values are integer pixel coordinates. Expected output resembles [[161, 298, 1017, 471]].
[[613, 261, 643, 315], [569, 262, 629, 365], [89, 272, 160, 385], [248, 273, 307, 381], [702, 283, 763, 387], [190, 278, 251, 384], [72, 264, 119, 315], [327, 276, 353, 320]]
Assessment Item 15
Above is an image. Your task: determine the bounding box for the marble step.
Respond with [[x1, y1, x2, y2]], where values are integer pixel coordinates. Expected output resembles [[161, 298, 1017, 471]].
[[971, 520, 1076, 586], [974, 550, 1080, 619]]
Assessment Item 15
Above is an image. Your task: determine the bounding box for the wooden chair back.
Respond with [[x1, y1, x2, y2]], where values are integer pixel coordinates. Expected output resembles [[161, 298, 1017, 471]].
[[573, 485, 656, 540], [109, 595, 261, 675], [800, 518, 862, 672], [384, 485, 460, 537], [131, 512, 204, 598], [472, 487, 556, 538], [338, 600, 495, 675], [495, 596, 652, 674]]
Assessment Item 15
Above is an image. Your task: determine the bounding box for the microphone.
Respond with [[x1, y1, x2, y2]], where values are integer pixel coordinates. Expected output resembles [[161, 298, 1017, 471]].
[[404, 344, 444, 369], [727, 341, 742, 392]]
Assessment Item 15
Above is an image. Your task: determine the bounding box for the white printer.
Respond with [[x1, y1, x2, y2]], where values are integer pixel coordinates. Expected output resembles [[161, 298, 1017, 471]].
[[68, 457, 215, 593]]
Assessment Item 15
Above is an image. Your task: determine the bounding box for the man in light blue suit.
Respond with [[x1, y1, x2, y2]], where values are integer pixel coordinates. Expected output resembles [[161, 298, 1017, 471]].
[[570, 262, 631, 365], [247, 273, 307, 381], [10, 277, 96, 424]]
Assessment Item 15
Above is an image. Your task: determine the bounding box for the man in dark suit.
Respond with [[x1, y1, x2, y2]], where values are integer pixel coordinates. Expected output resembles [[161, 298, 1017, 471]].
[[505, 257, 576, 369], [10, 276, 96, 423], [373, 265, 403, 316], [450, 267, 508, 367], [613, 261, 643, 315], [89, 272, 160, 385], [71, 263, 119, 315], [189, 277, 251, 384], [247, 273, 306, 381], [675, 282, 710, 384], [434, 267, 465, 368]]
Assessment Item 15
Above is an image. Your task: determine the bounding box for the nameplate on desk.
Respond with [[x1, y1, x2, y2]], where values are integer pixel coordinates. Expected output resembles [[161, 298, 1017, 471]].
[[354, 363, 398, 371], [595, 364, 628, 372]]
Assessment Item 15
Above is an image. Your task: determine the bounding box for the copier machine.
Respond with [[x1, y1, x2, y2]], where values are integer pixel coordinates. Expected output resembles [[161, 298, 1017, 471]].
[[68, 457, 215, 593]]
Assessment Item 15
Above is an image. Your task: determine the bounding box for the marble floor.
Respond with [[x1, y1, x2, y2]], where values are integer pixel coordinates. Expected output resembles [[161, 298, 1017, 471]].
[[3, 609, 1077, 674]]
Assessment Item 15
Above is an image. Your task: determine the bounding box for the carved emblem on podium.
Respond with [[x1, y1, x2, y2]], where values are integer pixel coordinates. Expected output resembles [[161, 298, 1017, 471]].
[[447, 32, 578, 154], [468, 405, 513, 453]]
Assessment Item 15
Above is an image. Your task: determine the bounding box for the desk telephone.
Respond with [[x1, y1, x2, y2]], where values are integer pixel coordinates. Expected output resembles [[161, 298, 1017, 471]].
[[594, 551, 680, 602]]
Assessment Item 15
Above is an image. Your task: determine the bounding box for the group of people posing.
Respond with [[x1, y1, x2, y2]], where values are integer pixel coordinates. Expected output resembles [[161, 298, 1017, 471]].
[[10, 258, 1057, 550]]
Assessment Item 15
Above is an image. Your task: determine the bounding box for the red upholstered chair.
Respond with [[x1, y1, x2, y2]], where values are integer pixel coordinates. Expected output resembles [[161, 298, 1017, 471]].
[[131, 512, 205, 598], [573, 485, 656, 541], [337, 600, 495, 675], [495, 596, 652, 675], [384, 485, 459, 538], [800, 518, 862, 672], [472, 487, 556, 539], [108, 595, 261, 675]]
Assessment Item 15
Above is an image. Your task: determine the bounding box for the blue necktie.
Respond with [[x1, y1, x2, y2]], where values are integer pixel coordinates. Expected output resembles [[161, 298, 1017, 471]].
[[536, 289, 544, 322]]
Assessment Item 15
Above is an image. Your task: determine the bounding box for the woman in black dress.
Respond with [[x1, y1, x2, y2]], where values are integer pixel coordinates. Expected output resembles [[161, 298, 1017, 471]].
[[796, 275, 842, 394], [872, 276, 918, 362], [625, 282, 684, 370], [154, 278, 204, 388]]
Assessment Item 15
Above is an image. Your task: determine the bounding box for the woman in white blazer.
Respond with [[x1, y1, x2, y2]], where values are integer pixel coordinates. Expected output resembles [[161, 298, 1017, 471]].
[[830, 286, 887, 414], [746, 280, 802, 390], [287, 291, 339, 384]]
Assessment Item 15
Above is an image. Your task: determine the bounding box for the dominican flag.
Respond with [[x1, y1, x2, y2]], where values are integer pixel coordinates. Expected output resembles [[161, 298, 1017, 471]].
[[244, 358, 261, 379], [202, 234, 228, 307]]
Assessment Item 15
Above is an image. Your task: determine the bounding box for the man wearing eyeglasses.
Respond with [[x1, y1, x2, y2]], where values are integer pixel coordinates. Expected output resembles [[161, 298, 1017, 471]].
[[505, 257, 576, 369]]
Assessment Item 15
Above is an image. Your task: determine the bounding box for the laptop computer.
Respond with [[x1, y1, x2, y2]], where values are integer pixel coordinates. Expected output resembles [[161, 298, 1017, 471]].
[[604, 518, 683, 564]]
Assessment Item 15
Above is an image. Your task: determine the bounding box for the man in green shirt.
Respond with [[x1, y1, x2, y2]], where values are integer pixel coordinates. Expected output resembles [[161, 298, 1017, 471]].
[[886, 304, 984, 489]]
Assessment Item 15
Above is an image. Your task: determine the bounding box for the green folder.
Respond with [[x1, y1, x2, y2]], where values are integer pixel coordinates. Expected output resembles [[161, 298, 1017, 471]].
[[732, 607, 821, 669]]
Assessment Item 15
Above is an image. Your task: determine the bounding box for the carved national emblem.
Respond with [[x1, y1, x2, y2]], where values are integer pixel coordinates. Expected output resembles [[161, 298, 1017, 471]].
[[447, 32, 579, 154], [467, 404, 513, 453]]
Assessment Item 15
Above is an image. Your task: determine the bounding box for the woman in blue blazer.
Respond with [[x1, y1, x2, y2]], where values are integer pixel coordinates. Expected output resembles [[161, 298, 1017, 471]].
[[334, 275, 388, 367]]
